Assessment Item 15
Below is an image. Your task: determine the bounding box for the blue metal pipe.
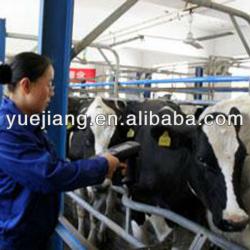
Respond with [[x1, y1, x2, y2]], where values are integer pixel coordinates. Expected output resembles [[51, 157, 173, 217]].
[[38, 0, 74, 159], [120, 76, 250, 84], [69, 75, 250, 88], [38, 1, 74, 249], [0, 19, 6, 102]]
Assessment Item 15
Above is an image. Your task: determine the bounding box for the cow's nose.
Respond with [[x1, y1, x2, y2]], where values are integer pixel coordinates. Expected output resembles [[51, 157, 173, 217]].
[[225, 214, 249, 225], [221, 214, 249, 232]]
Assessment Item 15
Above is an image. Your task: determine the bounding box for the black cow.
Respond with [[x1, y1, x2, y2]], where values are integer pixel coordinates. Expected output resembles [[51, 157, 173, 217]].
[[125, 99, 249, 247]]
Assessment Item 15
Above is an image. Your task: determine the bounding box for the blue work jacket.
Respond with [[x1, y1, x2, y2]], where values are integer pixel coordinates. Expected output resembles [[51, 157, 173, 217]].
[[0, 97, 108, 250]]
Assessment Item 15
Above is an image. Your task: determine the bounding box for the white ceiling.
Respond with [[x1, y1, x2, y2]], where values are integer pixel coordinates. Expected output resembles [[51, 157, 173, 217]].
[[1, 0, 250, 67], [73, 0, 250, 59]]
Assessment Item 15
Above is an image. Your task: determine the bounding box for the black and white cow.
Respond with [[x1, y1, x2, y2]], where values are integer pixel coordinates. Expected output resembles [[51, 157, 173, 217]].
[[125, 97, 249, 248], [68, 96, 129, 242], [198, 95, 250, 248], [68, 96, 250, 248]]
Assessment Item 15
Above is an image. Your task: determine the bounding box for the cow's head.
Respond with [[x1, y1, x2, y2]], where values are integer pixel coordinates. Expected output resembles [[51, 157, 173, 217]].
[[68, 96, 129, 159], [151, 107, 249, 232]]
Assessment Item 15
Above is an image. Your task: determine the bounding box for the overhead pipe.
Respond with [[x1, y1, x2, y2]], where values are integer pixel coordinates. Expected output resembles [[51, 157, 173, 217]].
[[71, 0, 139, 59], [230, 15, 250, 57], [109, 35, 144, 47], [6, 32, 121, 96], [185, 0, 250, 24], [7, 32, 37, 41], [6, 33, 120, 73], [6, 32, 190, 77], [85, 60, 190, 76]]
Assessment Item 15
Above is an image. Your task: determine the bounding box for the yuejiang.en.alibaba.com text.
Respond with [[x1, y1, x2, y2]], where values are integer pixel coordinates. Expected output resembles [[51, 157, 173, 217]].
[[4, 110, 243, 130]]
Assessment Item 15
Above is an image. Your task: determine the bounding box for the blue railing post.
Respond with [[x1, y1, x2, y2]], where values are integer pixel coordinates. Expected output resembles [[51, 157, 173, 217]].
[[38, 0, 74, 249], [0, 18, 6, 102]]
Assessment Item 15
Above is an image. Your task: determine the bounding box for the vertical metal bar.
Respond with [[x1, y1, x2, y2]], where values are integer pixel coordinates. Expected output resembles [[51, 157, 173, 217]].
[[230, 15, 250, 57], [189, 233, 207, 250], [195, 67, 203, 100], [97, 48, 116, 87], [97, 48, 115, 73], [38, 1, 74, 250], [88, 43, 120, 97], [0, 19, 6, 102], [144, 72, 152, 98], [125, 206, 131, 233]]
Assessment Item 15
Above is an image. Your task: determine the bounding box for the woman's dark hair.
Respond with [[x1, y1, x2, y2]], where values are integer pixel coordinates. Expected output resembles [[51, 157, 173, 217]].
[[0, 52, 51, 92]]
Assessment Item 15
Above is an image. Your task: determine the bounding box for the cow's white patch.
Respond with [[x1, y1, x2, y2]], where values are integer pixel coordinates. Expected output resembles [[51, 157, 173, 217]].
[[202, 123, 248, 221], [159, 106, 176, 114], [86, 96, 116, 154], [131, 220, 149, 244]]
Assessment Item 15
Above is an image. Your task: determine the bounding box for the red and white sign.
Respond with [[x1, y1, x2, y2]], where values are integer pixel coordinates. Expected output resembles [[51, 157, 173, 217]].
[[70, 68, 96, 83]]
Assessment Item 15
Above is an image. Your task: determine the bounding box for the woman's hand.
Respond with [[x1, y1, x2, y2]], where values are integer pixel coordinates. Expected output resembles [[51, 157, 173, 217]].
[[102, 153, 127, 179]]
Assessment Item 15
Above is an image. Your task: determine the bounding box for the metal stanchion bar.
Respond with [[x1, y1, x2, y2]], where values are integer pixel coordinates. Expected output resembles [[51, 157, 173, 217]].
[[176, 100, 217, 106], [117, 87, 249, 92], [66, 191, 145, 249], [189, 233, 208, 250], [55, 218, 88, 250], [122, 195, 246, 250], [69, 86, 249, 95]]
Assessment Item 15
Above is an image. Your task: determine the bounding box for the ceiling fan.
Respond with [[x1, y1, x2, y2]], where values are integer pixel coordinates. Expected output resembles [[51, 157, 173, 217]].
[[183, 11, 203, 49], [143, 11, 234, 50]]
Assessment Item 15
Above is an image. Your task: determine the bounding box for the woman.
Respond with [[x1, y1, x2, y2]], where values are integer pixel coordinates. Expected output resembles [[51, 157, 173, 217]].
[[0, 52, 121, 250]]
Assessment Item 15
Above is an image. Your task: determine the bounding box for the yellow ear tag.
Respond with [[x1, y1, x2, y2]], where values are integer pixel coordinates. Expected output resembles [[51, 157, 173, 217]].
[[67, 121, 73, 130], [158, 131, 171, 147], [127, 128, 135, 138]]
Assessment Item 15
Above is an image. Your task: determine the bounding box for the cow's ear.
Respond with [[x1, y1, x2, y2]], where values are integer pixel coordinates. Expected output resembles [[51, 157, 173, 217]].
[[151, 125, 167, 142], [229, 107, 242, 133], [151, 124, 196, 143]]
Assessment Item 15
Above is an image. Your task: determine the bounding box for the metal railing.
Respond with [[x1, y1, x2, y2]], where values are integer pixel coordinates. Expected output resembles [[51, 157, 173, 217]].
[[65, 187, 246, 250]]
